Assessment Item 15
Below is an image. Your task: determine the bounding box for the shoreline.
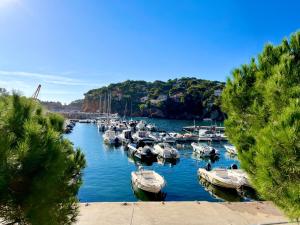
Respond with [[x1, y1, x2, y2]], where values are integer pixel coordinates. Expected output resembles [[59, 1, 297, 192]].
[[76, 201, 294, 225]]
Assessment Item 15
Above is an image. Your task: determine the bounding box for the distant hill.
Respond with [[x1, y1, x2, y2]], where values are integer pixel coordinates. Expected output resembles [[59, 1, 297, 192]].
[[83, 77, 225, 120], [41, 99, 83, 112]]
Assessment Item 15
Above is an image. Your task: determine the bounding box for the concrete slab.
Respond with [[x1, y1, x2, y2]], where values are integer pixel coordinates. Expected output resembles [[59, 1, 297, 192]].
[[76, 201, 295, 225]]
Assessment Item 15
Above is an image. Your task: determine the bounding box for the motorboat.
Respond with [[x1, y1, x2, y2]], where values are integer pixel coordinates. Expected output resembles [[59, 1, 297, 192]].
[[127, 142, 157, 161], [134, 145, 157, 161], [132, 131, 155, 144], [160, 133, 176, 144], [198, 129, 227, 142], [153, 143, 180, 160], [131, 167, 166, 193], [198, 168, 250, 189], [146, 123, 157, 131], [136, 120, 146, 130], [224, 144, 238, 155], [191, 142, 219, 157], [102, 130, 120, 145], [118, 129, 132, 144]]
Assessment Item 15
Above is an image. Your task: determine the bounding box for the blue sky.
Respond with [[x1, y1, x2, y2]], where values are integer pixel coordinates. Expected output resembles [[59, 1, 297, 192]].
[[0, 0, 299, 103]]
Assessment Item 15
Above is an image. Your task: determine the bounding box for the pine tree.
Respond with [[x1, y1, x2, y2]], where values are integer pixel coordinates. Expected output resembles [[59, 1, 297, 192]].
[[0, 94, 86, 225], [222, 31, 300, 219]]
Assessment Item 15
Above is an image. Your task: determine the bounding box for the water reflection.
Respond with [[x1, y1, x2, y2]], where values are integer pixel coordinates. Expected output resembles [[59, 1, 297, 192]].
[[191, 153, 220, 163], [132, 183, 166, 201], [127, 153, 157, 166], [199, 177, 243, 202], [157, 157, 180, 166]]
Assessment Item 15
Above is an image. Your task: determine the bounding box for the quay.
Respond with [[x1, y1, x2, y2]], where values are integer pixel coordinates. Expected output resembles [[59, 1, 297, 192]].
[[76, 201, 293, 225]]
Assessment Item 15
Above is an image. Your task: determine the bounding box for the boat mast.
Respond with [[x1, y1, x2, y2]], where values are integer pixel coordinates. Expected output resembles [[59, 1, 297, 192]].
[[99, 94, 102, 114]]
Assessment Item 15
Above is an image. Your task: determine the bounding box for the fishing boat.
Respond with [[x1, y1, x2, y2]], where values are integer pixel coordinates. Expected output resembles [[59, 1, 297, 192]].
[[191, 142, 218, 157], [102, 130, 120, 145], [131, 167, 166, 193], [198, 168, 250, 189], [153, 143, 180, 160], [224, 144, 238, 155]]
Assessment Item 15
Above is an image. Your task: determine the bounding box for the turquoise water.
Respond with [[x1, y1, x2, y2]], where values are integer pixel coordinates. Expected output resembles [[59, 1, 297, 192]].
[[65, 119, 248, 202]]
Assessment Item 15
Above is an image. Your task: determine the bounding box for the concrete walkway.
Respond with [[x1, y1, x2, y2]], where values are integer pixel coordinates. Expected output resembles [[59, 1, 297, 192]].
[[76, 201, 295, 225]]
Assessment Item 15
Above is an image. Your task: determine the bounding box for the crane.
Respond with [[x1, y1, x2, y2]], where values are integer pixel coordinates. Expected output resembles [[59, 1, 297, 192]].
[[32, 84, 41, 100]]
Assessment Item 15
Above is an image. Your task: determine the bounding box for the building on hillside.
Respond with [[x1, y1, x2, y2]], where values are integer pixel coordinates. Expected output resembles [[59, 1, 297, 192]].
[[214, 89, 222, 97]]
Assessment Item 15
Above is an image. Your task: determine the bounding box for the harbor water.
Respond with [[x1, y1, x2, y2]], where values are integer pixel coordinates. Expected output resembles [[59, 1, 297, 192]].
[[65, 118, 255, 202]]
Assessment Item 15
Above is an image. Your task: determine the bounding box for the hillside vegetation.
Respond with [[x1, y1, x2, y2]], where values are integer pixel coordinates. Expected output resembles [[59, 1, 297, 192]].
[[83, 77, 225, 120]]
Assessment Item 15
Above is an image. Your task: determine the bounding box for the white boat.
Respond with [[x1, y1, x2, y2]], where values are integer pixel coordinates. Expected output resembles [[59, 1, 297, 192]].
[[128, 143, 157, 161], [132, 131, 154, 144], [153, 143, 180, 160], [146, 123, 157, 131], [198, 168, 250, 189], [102, 130, 120, 145], [136, 120, 146, 130], [118, 129, 132, 144], [160, 133, 176, 144], [131, 168, 166, 193], [191, 142, 218, 157], [224, 144, 238, 155]]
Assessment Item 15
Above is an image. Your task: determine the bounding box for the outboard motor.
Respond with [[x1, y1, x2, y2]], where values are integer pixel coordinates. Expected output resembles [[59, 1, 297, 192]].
[[205, 163, 212, 171], [115, 137, 120, 145], [210, 149, 216, 156], [136, 140, 146, 149]]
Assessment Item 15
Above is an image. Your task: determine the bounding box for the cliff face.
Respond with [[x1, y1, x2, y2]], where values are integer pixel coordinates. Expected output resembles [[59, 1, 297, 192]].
[[82, 77, 225, 121]]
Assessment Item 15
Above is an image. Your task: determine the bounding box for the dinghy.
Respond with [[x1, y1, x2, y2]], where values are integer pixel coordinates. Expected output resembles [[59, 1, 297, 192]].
[[198, 168, 250, 189], [191, 142, 218, 157], [131, 167, 166, 193]]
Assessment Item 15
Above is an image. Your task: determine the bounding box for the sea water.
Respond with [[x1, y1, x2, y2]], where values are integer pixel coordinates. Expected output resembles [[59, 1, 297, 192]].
[[65, 119, 255, 202]]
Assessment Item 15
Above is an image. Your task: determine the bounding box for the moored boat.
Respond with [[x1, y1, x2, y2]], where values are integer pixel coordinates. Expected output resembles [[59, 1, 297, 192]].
[[198, 168, 250, 189], [103, 130, 120, 145], [131, 167, 166, 193], [153, 143, 180, 160], [191, 142, 218, 157]]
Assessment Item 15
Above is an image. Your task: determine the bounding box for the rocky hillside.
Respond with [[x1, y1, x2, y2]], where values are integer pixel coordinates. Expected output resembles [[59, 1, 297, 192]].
[[83, 77, 225, 120], [41, 99, 83, 112]]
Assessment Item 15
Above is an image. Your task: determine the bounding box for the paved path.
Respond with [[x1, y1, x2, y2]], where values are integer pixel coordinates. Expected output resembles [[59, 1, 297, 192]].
[[76, 201, 295, 225]]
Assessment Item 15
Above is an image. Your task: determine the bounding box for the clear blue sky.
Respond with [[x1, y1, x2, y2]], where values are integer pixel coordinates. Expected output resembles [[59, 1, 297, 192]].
[[0, 0, 299, 103]]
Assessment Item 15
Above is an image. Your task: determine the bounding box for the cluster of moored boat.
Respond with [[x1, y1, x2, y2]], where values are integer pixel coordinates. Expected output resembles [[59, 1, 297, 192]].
[[94, 118, 249, 196], [64, 120, 76, 133]]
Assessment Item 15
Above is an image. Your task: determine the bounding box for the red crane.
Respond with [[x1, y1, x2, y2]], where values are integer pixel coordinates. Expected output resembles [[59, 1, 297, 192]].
[[32, 84, 41, 100]]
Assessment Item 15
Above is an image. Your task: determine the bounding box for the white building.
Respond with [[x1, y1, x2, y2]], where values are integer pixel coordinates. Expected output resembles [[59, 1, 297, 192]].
[[214, 89, 222, 97]]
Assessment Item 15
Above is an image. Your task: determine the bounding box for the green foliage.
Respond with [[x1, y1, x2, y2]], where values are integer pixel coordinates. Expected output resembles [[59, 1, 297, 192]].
[[222, 31, 300, 219], [0, 94, 86, 225], [84, 77, 225, 119]]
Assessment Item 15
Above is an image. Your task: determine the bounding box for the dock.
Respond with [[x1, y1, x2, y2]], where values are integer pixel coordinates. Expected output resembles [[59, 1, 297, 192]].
[[183, 125, 225, 132], [76, 201, 293, 225]]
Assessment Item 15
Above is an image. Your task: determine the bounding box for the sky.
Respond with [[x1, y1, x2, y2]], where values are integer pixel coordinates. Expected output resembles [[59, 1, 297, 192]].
[[0, 0, 299, 103]]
